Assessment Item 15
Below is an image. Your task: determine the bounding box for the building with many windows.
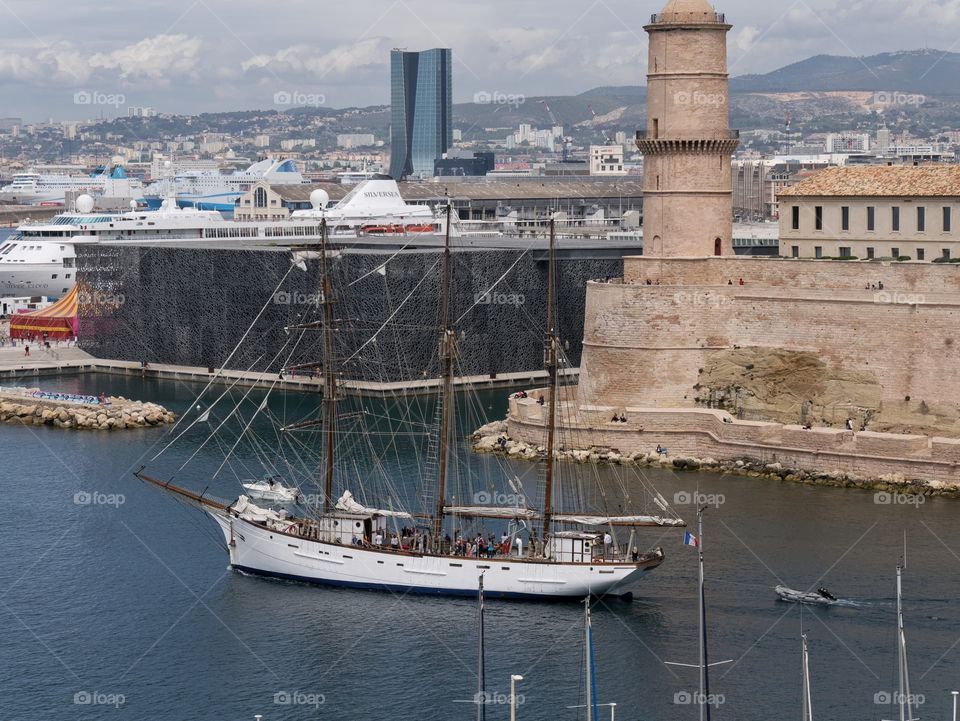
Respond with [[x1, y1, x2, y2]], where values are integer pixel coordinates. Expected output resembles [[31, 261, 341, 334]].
[[589, 145, 627, 176], [778, 166, 960, 260], [235, 181, 319, 221], [388, 48, 453, 179]]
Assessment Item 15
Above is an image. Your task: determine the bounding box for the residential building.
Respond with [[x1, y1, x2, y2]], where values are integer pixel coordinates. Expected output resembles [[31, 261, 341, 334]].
[[337, 134, 376, 149], [589, 145, 626, 176], [389, 48, 453, 179], [779, 165, 960, 260]]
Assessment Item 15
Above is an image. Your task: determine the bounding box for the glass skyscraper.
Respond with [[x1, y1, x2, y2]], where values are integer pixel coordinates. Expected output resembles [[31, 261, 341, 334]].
[[389, 48, 453, 179]]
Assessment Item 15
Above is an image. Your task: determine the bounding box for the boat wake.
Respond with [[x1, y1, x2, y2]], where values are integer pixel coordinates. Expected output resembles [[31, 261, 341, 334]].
[[775, 584, 869, 608]]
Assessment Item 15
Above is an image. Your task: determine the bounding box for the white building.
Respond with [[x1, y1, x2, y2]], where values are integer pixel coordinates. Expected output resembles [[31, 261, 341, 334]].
[[825, 133, 870, 153], [589, 145, 626, 176], [336, 133, 376, 149]]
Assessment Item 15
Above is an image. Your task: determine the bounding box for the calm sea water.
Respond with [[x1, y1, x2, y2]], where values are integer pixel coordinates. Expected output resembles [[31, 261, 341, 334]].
[[2, 373, 959, 721]]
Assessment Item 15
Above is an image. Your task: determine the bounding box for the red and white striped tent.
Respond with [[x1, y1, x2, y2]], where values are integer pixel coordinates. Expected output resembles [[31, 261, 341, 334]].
[[10, 285, 80, 341]]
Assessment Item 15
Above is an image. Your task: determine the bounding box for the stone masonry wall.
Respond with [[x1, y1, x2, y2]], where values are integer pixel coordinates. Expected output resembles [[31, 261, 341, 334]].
[[578, 258, 960, 418], [507, 398, 960, 486]]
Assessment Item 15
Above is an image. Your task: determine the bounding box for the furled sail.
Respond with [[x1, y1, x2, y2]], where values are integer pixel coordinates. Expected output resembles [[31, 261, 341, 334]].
[[443, 506, 539, 520], [552, 514, 686, 527], [232, 495, 285, 523], [335, 490, 413, 519]]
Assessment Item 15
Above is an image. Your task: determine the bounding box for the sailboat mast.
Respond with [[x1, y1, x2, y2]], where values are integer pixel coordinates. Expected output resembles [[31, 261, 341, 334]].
[[541, 218, 558, 542], [319, 217, 337, 513], [433, 204, 455, 544], [896, 564, 917, 721], [698, 508, 711, 721], [802, 633, 813, 721], [477, 574, 486, 721], [585, 598, 594, 721]]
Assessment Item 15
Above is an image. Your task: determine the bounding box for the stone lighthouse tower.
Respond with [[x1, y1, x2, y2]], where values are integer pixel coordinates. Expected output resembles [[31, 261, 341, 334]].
[[638, 0, 739, 257]]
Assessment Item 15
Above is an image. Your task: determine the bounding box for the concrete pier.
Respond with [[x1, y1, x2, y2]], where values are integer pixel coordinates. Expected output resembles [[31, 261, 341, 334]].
[[0, 345, 575, 398]]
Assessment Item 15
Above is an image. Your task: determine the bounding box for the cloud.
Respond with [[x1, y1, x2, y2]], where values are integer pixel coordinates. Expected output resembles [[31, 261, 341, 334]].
[[241, 37, 390, 79], [0, 34, 201, 87], [88, 34, 202, 81]]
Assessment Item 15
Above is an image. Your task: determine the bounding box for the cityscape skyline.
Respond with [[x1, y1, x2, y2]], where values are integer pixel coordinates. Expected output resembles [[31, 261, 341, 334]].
[[0, 0, 957, 120]]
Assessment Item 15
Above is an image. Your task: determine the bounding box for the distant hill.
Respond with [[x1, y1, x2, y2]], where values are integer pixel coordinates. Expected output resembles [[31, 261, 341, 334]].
[[731, 50, 960, 96]]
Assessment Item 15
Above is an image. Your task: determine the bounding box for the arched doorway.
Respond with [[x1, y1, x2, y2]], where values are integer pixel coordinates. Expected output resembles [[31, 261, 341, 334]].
[[714, 237, 722, 256]]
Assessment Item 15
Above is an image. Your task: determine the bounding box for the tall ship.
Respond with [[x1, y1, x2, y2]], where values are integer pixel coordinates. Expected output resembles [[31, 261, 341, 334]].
[[142, 158, 307, 212], [0, 166, 143, 206], [134, 215, 684, 599], [0, 176, 440, 298]]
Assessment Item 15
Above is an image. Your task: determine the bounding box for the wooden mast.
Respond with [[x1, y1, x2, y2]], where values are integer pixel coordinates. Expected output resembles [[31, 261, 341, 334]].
[[541, 218, 558, 542], [319, 217, 337, 513], [432, 204, 455, 545]]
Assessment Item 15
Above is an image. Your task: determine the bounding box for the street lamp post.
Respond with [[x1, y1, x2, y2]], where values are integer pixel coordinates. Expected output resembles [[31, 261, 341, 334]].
[[510, 675, 524, 721], [952, 690, 958, 721]]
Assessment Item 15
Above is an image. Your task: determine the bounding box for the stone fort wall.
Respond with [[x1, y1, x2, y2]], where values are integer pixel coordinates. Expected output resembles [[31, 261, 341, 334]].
[[507, 398, 960, 486], [577, 257, 960, 417]]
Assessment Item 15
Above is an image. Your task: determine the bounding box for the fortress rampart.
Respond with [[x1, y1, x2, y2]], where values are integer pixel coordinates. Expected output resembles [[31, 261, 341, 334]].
[[577, 257, 960, 438], [506, 395, 960, 486]]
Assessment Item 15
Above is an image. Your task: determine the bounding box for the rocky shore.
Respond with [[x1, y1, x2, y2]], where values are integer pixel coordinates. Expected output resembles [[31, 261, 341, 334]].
[[471, 420, 960, 499], [0, 389, 176, 430]]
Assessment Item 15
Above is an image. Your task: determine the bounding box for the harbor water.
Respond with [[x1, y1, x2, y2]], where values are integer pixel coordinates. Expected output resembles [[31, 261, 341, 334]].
[[2, 373, 958, 720]]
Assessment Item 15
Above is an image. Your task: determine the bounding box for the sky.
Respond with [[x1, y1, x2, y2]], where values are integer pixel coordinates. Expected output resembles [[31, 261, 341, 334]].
[[0, 0, 957, 121]]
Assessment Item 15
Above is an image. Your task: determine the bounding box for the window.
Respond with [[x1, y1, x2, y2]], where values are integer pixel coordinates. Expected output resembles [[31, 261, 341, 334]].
[[944, 207, 952, 232], [791, 245, 799, 258], [253, 187, 268, 208], [892, 207, 900, 232], [867, 207, 875, 231], [814, 246, 823, 259], [841, 206, 850, 231], [814, 206, 823, 230], [892, 247, 900, 259], [943, 249, 951, 260], [791, 206, 800, 230], [917, 248, 925, 261], [652, 118, 659, 139], [867, 247, 875, 259], [839, 247, 852, 258], [918, 207, 926, 232]]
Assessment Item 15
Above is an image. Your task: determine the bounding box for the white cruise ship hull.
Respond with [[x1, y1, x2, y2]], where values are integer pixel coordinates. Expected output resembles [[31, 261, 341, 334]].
[[0, 190, 66, 205], [211, 512, 661, 599], [0, 263, 71, 298]]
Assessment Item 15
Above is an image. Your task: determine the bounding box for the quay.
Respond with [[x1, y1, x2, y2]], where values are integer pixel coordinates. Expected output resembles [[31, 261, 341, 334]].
[[0, 345, 576, 398]]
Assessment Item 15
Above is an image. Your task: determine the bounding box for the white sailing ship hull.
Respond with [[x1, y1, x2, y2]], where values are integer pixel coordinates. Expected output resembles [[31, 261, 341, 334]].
[[211, 512, 660, 599]]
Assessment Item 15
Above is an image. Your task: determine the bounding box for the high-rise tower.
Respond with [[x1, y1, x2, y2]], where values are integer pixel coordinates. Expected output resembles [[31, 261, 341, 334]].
[[638, 0, 739, 257], [389, 48, 453, 180]]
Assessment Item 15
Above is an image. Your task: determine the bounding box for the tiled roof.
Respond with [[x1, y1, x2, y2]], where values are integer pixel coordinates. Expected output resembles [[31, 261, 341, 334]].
[[779, 165, 960, 198]]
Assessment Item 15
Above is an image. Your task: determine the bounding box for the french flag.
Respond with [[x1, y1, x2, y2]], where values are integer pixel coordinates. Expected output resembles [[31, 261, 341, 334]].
[[683, 531, 699, 548]]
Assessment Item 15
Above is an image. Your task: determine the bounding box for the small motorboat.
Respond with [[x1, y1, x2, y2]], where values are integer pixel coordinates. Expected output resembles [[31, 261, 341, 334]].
[[241, 477, 301, 504], [775, 585, 840, 605]]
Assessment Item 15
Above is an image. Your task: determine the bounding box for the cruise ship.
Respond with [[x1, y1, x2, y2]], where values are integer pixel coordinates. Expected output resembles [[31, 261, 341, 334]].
[[142, 158, 307, 212], [0, 176, 441, 298], [0, 166, 144, 206]]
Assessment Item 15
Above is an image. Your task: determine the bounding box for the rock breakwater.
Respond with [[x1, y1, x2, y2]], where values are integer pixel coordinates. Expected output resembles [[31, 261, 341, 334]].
[[471, 420, 960, 499], [0, 387, 175, 430]]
